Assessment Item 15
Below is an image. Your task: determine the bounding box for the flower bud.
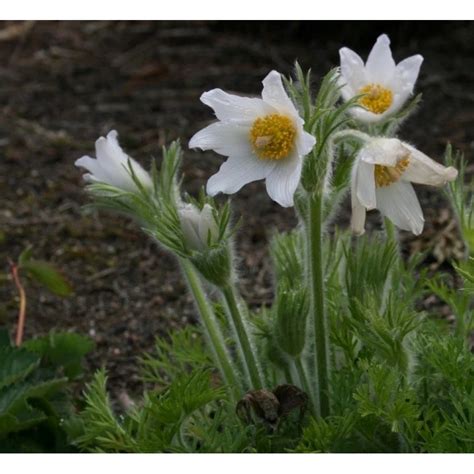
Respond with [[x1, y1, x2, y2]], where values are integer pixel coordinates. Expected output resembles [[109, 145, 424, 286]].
[[178, 203, 231, 287], [75, 130, 152, 193], [275, 285, 309, 357], [178, 203, 218, 252]]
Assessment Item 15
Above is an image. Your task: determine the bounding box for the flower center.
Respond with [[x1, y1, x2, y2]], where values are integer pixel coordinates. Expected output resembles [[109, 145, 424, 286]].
[[358, 83, 393, 114], [250, 114, 296, 160], [374, 156, 410, 187]]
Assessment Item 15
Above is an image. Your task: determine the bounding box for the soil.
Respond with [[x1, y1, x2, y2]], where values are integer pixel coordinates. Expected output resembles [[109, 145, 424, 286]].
[[0, 21, 473, 397]]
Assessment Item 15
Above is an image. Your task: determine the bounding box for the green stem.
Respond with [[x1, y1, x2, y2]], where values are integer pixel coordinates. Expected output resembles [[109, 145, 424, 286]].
[[293, 357, 312, 409], [307, 192, 330, 418], [384, 217, 397, 247], [180, 259, 241, 401], [222, 284, 263, 390]]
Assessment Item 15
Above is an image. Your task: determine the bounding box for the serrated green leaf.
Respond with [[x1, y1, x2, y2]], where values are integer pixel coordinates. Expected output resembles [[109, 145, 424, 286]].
[[0, 410, 47, 439], [23, 332, 94, 379], [0, 347, 39, 390], [0, 328, 11, 349], [21, 260, 73, 297]]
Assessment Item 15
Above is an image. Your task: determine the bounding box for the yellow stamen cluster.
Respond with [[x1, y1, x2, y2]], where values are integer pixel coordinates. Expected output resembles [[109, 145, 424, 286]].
[[358, 83, 393, 114], [250, 114, 296, 160], [374, 156, 410, 187]]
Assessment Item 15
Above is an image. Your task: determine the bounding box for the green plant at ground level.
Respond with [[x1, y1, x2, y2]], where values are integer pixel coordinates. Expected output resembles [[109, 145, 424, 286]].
[[0, 329, 93, 452]]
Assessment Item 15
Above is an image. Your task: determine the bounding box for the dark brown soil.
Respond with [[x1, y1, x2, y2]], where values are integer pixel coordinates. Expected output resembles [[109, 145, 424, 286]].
[[0, 21, 472, 396]]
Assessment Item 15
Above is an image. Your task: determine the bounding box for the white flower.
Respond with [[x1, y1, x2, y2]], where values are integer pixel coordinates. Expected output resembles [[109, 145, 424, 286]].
[[178, 203, 218, 251], [75, 130, 152, 193], [339, 34, 424, 123], [189, 70, 316, 207], [351, 138, 458, 236]]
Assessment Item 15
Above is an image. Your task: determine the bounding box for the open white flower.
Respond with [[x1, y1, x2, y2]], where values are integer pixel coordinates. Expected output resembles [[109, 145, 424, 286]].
[[189, 70, 316, 207], [339, 34, 424, 123], [351, 138, 458, 235], [178, 203, 218, 252], [75, 130, 152, 193]]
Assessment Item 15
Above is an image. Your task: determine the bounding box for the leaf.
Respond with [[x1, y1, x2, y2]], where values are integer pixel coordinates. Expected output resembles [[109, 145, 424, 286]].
[[0, 328, 11, 349], [23, 332, 94, 379], [0, 347, 39, 390], [20, 260, 73, 297], [0, 410, 47, 438], [18, 246, 33, 266]]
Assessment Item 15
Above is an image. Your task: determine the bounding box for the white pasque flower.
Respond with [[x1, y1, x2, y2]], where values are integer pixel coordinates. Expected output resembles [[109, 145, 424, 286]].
[[178, 203, 218, 252], [189, 70, 316, 207], [75, 130, 152, 193], [351, 138, 458, 236], [339, 34, 424, 123]]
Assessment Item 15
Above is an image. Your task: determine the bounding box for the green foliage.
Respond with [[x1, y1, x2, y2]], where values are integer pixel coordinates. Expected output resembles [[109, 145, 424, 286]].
[[72, 368, 226, 453], [23, 332, 94, 380], [444, 144, 474, 255], [18, 247, 73, 297], [0, 329, 93, 452], [140, 326, 212, 386]]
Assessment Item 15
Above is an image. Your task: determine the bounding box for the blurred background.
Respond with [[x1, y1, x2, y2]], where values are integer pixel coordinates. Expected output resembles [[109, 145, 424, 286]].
[[0, 21, 472, 395]]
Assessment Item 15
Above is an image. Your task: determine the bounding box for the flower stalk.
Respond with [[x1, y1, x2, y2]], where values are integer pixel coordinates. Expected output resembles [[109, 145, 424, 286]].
[[9, 259, 27, 347], [306, 191, 330, 418], [221, 283, 263, 390], [180, 258, 241, 401]]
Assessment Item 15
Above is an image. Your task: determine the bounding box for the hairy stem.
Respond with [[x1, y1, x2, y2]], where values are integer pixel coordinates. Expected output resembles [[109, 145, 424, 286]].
[[383, 217, 398, 251], [222, 284, 263, 390], [293, 357, 313, 411], [306, 192, 330, 418], [180, 259, 241, 401]]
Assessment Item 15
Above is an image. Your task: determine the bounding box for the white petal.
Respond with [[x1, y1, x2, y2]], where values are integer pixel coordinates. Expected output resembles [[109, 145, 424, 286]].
[[359, 138, 406, 167], [198, 204, 217, 245], [354, 160, 376, 210], [402, 145, 458, 186], [78, 132, 151, 191], [75, 155, 108, 182], [200, 89, 271, 123], [339, 47, 367, 93], [179, 207, 203, 251], [189, 122, 252, 157], [296, 130, 316, 157], [261, 70, 298, 116], [265, 155, 302, 207], [392, 54, 423, 94], [375, 181, 424, 235], [207, 153, 275, 196], [365, 34, 396, 84], [351, 186, 367, 235], [348, 106, 388, 124]]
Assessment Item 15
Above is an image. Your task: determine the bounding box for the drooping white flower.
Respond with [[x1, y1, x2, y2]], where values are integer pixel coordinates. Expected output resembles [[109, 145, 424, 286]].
[[351, 138, 458, 235], [339, 34, 424, 123], [178, 203, 218, 252], [75, 130, 152, 193], [189, 70, 316, 207]]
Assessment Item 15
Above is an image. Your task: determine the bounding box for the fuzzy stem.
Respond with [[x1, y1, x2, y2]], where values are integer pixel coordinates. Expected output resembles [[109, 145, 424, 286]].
[[222, 284, 263, 390], [384, 217, 398, 250], [180, 259, 241, 401], [293, 357, 313, 413], [331, 129, 371, 145], [306, 192, 330, 418]]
